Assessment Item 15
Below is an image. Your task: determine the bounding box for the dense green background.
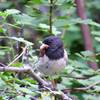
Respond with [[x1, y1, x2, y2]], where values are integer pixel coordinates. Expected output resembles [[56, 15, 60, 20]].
[[0, 0, 100, 100]]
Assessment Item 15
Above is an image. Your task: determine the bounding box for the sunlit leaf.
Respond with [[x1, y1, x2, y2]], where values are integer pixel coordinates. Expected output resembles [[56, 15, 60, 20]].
[[14, 95, 30, 100], [95, 37, 100, 42], [81, 50, 94, 57], [13, 13, 38, 26], [9, 37, 33, 46], [5, 9, 20, 15]]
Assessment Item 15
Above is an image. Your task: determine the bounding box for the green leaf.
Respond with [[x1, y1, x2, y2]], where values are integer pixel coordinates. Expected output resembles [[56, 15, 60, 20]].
[[0, 46, 12, 57], [58, 18, 100, 27], [85, 19, 100, 27], [5, 9, 20, 15], [0, 50, 5, 56], [55, 0, 67, 5], [0, 1, 12, 9], [91, 31, 100, 36], [24, 78, 37, 84], [89, 75, 100, 82], [13, 14, 38, 26], [31, 0, 42, 4], [53, 19, 68, 27], [69, 60, 88, 69], [0, 11, 8, 17], [0, 27, 3, 33], [0, 96, 3, 100], [62, 77, 73, 87], [95, 37, 100, 42], [81, 50, 94, 57], [19, 88, 33, 94], [57, 84, 66, 90], [41, 0, 49, 5], [39, 23, 61, 35], [78, 75, 100, 86], [71, 18, 100, 27], [14, 95, 30, 100], [10, 62, 23, 67], [9, 37, 33, 46], [82, 94, 100, 100], [93, 86, 100, 92]]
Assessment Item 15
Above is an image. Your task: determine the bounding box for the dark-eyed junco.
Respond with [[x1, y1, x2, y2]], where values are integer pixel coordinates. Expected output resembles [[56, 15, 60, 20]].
[[37, 36, 68, 75]]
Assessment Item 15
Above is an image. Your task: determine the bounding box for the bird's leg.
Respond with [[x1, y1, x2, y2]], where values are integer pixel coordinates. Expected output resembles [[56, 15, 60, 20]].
[[48, 76, 57, 90]]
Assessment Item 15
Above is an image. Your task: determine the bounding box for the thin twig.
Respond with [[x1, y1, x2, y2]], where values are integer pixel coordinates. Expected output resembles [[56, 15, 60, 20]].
[[75, 80, 100, 90], [62, 75, 91, 80], [49, 0, 53, 34], [43, 86, 73, 100], [8, 46, 27, 66], [63, 80, 100, 93], [7, 23, 21, 29]]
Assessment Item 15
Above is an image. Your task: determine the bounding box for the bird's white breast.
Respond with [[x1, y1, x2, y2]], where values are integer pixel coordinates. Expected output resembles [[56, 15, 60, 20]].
[[37, 50, 68, 75]]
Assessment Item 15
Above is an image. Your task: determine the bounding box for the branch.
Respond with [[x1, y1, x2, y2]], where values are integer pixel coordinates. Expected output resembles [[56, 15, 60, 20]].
[[75, 80, 100, 91], [0, 66, 29, 72], [75, 0, 98, 70], [0, 64, 73, 100], [63, 80, 100, 93], [62, 76, 91, 80], [44, 86, 73, 100], [0, 64, 48, 86]]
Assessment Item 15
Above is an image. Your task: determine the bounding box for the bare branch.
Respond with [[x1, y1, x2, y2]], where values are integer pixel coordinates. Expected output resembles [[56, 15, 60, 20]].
[[63, 80, 100, 93], [0, 64, 48, 86], [0, 63, 73, 100], [75, 80, 100, 90], [0, 66, 30, 72]]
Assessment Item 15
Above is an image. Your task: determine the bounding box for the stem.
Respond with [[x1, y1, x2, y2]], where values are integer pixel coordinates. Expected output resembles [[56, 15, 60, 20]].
[[49, 0, 53, 34], [8, 46, 27, 66]]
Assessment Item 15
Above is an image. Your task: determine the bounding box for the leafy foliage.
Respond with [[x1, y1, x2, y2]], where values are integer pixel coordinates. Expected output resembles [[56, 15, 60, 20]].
[[0, 0, 100, 100]]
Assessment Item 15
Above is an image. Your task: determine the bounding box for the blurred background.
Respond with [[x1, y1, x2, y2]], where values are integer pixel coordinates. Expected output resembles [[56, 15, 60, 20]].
[[0, 0, 100, 100], [0, 0, 100, 65]]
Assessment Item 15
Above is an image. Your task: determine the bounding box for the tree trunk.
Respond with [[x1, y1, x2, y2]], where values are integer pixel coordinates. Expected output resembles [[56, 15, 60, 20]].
[[75, 0, 98, 70]]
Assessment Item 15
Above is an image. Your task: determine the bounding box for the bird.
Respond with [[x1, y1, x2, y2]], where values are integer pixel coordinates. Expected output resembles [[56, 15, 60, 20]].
[[37, 36, 68, 76]]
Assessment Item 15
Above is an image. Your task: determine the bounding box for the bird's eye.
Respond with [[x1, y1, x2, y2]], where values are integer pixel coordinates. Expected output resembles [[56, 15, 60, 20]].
[[48, 41, 52, 44], [45, 40, 53, 45], [43, 38, 53, 45]]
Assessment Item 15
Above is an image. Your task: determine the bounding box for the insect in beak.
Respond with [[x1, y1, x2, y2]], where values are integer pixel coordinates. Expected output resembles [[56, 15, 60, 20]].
[[40, 43, 49, 50], [39, 43, 49, 57]]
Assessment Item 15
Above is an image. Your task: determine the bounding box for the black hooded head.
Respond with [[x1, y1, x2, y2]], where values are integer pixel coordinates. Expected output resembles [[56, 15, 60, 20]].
[[43, 36, 64, 60]]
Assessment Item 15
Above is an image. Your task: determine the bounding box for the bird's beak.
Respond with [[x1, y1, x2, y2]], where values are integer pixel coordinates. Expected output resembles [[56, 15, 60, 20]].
[[40, 43, 49, 50], [39, 44, 49, 56]]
